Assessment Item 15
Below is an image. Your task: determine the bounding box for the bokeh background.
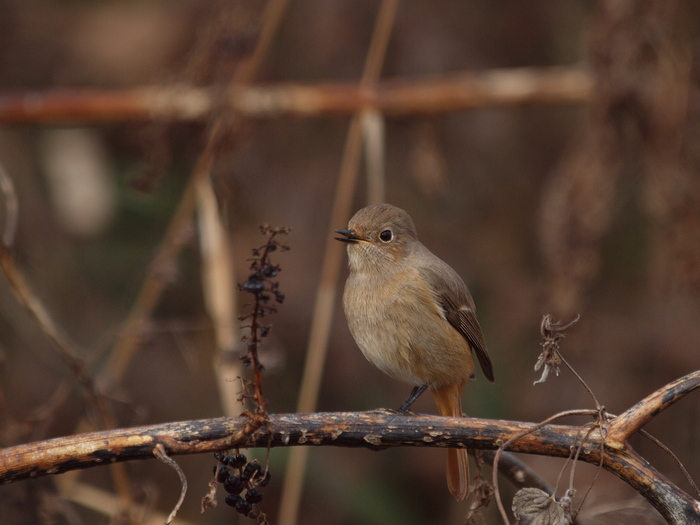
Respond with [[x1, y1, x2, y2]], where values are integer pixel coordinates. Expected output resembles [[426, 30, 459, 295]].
[[1, 1, 699, 524]]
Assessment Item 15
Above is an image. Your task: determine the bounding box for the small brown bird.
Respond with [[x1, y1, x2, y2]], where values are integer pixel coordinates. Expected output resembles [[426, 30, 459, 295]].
[[336, 203, 494, 501]]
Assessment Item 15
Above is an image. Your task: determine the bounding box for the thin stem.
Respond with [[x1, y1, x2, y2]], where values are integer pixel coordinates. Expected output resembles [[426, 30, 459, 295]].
[[640, 428, 700, 499], [559, 352, 603, 411], [492, 409, 599, 524]]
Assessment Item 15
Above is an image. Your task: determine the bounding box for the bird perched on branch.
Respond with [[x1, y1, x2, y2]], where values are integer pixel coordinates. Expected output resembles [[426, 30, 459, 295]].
[[336, 203, 494, 501]]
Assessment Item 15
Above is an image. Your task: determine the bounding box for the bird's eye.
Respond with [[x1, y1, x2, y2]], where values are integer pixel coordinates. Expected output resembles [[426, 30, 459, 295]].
[[379, 230, 393, 242]]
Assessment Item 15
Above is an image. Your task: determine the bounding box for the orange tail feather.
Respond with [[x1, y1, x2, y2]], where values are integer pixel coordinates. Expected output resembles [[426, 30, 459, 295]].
[[431, 382, 469, 501]]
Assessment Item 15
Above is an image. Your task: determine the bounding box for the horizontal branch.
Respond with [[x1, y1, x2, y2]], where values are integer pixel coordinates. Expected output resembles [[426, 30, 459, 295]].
[[0, 407, 698, 522], [0, 66, 591, 124]]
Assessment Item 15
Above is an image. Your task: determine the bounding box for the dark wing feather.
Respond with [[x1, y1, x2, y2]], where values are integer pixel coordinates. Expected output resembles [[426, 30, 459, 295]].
[[418, 258, 495, 382], [440, 293, 494, 382]]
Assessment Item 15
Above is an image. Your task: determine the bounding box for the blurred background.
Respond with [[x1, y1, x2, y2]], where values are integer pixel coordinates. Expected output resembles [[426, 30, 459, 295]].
[[1, 0, 699, 524]]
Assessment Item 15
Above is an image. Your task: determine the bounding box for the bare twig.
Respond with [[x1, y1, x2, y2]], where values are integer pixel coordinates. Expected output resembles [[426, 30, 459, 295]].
[[0, 245, 111, 426], [0, 67, 593, 124], [570, 422, 606, 520], [362, 109, 386, 204], [0, 241, 135, 508], [492, 409, 599, 523], [528, 314, 612, 523], [640, 428, 700, 499], [153, 444, 187, 524]]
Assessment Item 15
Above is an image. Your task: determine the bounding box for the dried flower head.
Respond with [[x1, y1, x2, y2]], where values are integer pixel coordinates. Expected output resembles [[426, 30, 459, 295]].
[[534, 314, 580, 385]]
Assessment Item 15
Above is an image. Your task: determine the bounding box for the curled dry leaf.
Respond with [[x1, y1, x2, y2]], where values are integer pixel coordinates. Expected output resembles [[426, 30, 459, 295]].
[[201, 478, 219, 512], [534, 314, 579, 385], [512, 488, 572, 525]]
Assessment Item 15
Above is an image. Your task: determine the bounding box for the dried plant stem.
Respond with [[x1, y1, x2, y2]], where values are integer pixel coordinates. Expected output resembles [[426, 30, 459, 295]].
[[278, 113, 363, 525], [234, 0, 291, 85], [153, 444, 187, 524], [640, 429, 700, 499], [492, 409, 599, 524], [0, 213, 135, 509], [0, 161, 18, 245], [55, 480, 198, 525], [195, 176, 240, 417], [558, 351, 603, 411], [104, 135, 217, 383], [0, 67, 591, 123], [481, 450, 554, 494], [573, 422, 607, 520], [362, 110, 386, 204], [0, 246, 103, 413], [238, 227, 289, 412], [103, 0, 288, 387], [279, 2, 398, 524]]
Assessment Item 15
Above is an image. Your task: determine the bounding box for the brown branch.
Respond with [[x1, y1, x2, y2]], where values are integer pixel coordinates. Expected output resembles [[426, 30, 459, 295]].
[[2, 413, 590, 482], [1, 374, 698, 521], [0, 67, 591, 124], [0, 400, 698, 523], [607, 370, 700, 444]]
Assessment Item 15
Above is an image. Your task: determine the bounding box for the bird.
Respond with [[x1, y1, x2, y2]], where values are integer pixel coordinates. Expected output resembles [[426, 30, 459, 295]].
[[335, 203, 494, 501]]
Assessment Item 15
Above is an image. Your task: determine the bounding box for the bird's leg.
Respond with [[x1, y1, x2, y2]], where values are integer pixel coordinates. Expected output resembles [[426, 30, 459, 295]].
[[398, 384, 428, 413]]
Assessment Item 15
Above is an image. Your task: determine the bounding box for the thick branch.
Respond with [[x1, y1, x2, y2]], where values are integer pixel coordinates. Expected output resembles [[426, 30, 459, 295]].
[[0, 67, 591, 124], [0, 409, 697, 522], [607, 370, 700, 444]]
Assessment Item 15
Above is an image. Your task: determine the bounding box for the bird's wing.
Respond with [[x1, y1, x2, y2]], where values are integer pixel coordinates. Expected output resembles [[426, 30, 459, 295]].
[[419, 262, 495, 383]]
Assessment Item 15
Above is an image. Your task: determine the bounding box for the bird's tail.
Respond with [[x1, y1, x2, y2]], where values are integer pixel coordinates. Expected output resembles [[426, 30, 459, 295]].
[[431, 382, 469, 501]]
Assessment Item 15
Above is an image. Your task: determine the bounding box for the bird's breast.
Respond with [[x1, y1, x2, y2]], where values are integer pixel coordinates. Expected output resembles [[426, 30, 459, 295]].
[[342, 268, 474, 386]]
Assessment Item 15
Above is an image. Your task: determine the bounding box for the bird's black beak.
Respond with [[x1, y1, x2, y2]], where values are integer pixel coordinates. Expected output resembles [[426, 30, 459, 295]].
[[335, 229, 366, 244]]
